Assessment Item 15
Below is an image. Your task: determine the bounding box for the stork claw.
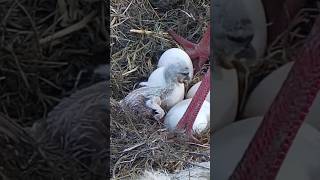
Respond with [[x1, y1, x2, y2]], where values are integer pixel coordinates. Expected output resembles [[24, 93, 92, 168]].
[[168, 26, 211, 73], [172, 129, 201, 144], [187, 132, 201, 144]]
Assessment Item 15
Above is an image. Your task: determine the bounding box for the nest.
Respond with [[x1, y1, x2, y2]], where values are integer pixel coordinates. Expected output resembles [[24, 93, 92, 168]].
[[0, 111, 107, 180], [110, 0, 320, 178], [0, 0, 317, 179], [0, 0, 107, 179], [248, 3, 320, 92], [241, 2, 320, 115], [0, 0, 107, 125], [110, 0, 210, 178], [110, 0, 209, 99], [110, 103, 210, 179]]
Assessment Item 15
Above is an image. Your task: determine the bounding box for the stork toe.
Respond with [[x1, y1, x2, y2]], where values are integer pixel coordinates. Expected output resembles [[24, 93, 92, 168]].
[[168, 25, 211, 142], [168, 26, 210, 73]]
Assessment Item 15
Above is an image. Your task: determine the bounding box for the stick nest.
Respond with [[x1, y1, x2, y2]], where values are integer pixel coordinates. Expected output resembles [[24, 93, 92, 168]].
[[110, 0, 210, 178], [0, 0, 107, 125], [0, 0, 107, 179]]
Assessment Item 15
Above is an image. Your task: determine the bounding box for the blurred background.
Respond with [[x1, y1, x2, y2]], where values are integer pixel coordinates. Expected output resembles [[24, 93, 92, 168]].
[[0, 0, 108, 179]]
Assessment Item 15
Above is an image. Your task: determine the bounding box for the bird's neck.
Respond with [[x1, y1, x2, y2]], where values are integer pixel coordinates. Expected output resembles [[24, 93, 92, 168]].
[[164, 69, 178, 86]]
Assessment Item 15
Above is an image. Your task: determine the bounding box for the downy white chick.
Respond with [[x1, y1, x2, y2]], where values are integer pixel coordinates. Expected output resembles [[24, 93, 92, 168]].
[[140, 48, 193, 109], [212, 0, 257, 67], [120, 62, 191, 120]]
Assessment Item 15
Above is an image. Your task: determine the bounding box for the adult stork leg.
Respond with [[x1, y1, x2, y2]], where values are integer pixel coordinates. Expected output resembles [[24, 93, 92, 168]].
[[229, 15, 320, 180], [168, 26, 210, 72], [168, 26, 211, 141]]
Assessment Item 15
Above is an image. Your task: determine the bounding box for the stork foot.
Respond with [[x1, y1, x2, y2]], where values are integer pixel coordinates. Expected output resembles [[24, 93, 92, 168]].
[[168, 26, 210, 73]]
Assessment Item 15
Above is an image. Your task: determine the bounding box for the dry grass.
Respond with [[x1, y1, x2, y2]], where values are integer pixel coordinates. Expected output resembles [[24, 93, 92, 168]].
[[110, 104, 209, 179], [0, 0, 107, 179], [110, 0, 320, 178], [110, 0, 209, 99], [0, 0, 316, 179], [110, 0, 210, 178], [248, 5, 320, 93], [234, 5, 320, 117], [0, 0, 106, 125]]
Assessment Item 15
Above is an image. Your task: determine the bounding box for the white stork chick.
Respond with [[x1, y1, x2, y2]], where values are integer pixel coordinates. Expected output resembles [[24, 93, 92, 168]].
[[139, 48, 193, 109], [138, 67, 185, 109], [120, 62, 191, 120], [212, 0, 267, 67], [140, 48, 193, 87], [241, 0, 267, 58], [157, 48, 194, 78], [164, 98, 210, 134]]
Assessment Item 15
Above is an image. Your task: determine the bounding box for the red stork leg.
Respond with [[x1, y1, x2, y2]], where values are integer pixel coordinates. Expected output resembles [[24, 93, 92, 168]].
[[229, 16, 320, 180], [168, 26, 211, 141], [176, 70, 210, 141], [168, 26, 210, 72]]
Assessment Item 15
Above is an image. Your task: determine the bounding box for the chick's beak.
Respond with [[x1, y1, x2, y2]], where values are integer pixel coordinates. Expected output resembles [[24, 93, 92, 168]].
[[182, 76, 191, 85]]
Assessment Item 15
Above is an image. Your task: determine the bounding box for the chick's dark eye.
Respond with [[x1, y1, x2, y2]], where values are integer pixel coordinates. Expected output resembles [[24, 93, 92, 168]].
[[180, 72, 189, 76]]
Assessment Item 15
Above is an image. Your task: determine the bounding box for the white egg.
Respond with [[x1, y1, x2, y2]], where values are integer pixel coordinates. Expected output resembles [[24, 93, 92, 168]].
[[242, 0, 267, 58], [164, 99, 210, 134], [243, 62, 320, 130], [213, 116, 320, 180], [157, 48, 193, 79], [211, 66, 238, 131], [186, 81, 210, 102]]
